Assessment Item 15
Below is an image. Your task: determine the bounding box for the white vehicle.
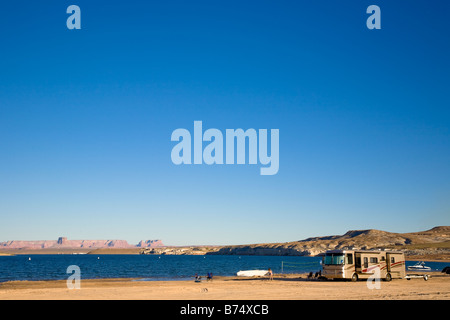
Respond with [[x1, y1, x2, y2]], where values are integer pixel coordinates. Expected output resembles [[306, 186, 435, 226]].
[[407, 261, 431, 271], [236, 270, 269, 277], [322, 249, 406, 281]]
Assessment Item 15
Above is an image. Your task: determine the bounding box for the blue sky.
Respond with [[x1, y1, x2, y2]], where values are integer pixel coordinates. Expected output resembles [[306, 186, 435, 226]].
[[0, 1, 449, 245]]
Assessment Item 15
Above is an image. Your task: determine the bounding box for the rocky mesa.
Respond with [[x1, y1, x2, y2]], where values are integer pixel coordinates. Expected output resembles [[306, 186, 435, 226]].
[[0, 237, 164, 250]]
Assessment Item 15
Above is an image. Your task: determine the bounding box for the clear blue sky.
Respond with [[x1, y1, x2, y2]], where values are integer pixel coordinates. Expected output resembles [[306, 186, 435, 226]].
[[0, 1, 449, 245]]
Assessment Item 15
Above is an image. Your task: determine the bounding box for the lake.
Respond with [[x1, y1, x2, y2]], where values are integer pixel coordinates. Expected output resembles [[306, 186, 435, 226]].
[[0, 254, 447, 282]]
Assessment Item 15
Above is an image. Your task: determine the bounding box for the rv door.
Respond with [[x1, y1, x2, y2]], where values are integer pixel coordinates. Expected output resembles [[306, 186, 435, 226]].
[[355, 254, 362, 273]]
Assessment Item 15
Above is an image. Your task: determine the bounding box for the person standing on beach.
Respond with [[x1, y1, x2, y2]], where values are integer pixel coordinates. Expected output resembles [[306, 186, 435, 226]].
[[268, 268, 273, 281]]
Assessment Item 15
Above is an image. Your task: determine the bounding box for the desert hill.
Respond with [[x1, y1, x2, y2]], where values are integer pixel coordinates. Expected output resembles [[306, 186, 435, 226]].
[[208, 226, 450, 258]]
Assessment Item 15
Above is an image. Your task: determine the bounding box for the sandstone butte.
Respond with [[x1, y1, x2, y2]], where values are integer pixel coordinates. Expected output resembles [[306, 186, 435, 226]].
[[0, 237, 164, 250]]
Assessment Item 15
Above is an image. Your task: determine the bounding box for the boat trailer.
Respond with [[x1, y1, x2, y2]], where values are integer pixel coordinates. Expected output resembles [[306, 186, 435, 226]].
[[405, 274, 429, 281]]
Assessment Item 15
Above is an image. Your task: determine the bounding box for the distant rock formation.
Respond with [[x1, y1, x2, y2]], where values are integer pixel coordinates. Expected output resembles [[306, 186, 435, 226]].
[[0, 237, 164, 250], [140, 246, 219, 255], [207, 226, 450, 257], [136, 240, 165, 248], [2, 227, 449, 258]]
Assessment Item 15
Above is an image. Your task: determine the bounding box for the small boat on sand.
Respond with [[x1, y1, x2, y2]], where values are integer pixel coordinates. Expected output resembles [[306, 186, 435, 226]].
[[237, 270, 269, 277], [407, 261, 431, 271]]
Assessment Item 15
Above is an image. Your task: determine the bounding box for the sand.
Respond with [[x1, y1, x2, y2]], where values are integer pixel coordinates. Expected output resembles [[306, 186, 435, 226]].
[[0, 272, 449, 300]]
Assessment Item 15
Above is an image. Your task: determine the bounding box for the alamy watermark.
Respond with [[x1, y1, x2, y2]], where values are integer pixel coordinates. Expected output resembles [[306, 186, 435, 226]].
[[67, 265, 81, 289], [66, 4, 380, 31], [366, 267, 381, 290], [171, 121, 279, 175], [66, 5, 81, 30], [366, 5, 381, 30]]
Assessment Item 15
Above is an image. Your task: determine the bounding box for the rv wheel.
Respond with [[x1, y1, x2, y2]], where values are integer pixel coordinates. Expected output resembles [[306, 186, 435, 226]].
[[351, 273, 358, 282], [385, 273, 392, 282]]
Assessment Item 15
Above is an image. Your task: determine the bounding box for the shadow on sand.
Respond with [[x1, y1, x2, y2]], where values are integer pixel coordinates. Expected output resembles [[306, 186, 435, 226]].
[[224, 274, 328, 282]]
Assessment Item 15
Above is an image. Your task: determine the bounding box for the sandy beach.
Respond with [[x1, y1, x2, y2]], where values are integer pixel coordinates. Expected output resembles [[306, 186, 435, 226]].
[[1, 272, 449, 300]]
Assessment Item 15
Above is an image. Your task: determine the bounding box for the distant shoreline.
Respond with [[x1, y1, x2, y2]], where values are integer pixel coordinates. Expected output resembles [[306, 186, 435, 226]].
[[1, 248, 449, 262], [2, 226, 448, 259]]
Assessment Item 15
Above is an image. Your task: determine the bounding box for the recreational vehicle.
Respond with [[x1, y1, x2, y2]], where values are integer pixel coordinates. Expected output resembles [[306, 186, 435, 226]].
[[322, 249, 406, 281]]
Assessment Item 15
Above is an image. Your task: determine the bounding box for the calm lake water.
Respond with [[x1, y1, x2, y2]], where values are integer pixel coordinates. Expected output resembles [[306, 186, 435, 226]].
[[0, 254, 447, 282]]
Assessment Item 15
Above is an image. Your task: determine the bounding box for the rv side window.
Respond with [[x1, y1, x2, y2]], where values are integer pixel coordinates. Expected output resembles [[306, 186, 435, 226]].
[[381, 256, 385, 261], [346, 254, 353, 264], [370, 257, 378, 264], [391, 257, 395, 263], [364, 257, 368, 268]]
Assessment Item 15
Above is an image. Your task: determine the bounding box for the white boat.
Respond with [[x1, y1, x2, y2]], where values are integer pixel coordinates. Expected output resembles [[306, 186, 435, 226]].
[[236, 270, 269, 277], [407, 261, 431, 271]]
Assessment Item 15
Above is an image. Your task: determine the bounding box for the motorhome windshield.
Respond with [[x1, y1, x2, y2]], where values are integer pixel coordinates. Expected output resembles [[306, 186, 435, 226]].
[[324, 253, 345, 265]]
